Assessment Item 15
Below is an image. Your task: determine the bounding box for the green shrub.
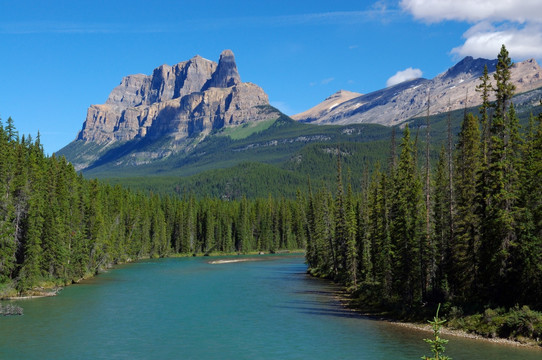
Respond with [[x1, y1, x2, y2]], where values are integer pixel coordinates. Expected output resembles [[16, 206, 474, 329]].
[[503, 305, 542, 339]]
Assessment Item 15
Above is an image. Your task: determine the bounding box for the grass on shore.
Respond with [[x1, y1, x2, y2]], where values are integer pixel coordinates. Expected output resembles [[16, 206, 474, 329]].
[[337, 284, 542, 347]]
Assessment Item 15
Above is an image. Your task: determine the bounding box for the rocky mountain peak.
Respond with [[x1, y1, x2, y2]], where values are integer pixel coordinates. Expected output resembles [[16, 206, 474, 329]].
[[204, 49, 241, 89], [294, 56, 542, 126], [325, 90, 362, 101], [75, 50, 279, 150], [440, 56, 498, 81], [291, 89, 362, 122]]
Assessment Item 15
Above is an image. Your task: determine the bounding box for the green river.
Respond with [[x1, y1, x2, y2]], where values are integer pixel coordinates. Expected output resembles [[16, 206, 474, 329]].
[[1, 255, 540, 359]]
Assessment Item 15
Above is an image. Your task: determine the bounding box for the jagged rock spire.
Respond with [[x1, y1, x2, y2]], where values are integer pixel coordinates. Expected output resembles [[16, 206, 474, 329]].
[[204, 49, 241, 89]]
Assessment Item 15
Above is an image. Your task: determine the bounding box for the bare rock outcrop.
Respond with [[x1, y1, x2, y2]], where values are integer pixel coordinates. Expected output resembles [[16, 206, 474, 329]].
[[291, 90, 362, 122], [76, 50, 278, 144], [294, 57, 542, 126], [203, 49, 241, 89]]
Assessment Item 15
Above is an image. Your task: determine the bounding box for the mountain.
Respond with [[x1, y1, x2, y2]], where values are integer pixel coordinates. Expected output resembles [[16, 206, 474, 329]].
[[61, 50, 281, 170], [293, 57, 542, 125], [57, 52, 542, 197], [291, 90, 362, 122]]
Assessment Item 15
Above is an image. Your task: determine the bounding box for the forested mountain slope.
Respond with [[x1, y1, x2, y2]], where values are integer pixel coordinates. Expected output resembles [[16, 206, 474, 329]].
[[56, 51, 542, 200]]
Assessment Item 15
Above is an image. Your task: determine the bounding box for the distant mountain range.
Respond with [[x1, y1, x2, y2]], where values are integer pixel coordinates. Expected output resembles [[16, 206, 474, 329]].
[[293, 57, 542, 125], [57, 51, 542, 189]]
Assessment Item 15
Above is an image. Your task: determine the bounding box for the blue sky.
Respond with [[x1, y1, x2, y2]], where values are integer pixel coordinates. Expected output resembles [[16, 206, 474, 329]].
[[1, 0, 541, 154]]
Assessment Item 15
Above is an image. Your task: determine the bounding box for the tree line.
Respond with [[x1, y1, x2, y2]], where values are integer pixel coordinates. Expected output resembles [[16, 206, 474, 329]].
[[305, 45, 542, 312], [0, 121, 304, 293], [3, 45, 540, 316]]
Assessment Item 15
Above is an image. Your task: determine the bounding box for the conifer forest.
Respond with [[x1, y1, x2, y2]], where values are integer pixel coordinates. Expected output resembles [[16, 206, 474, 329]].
[[305, 46, 542, 316], [0, 119, 304, 293], [1, 46, 541, 329]]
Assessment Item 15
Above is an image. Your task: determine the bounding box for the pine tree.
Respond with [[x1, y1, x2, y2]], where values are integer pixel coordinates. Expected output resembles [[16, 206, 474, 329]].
[[391, 125, 425, 307], [311, 187, 336, 277], [423, 96, 433, 300], [0, 122, 17, 282], [493, 45, 515, 123], [453, 113, 482, 301], [476, 64, 492, 164], [334, 149, 348, 279], [5, 117, 18, 143], [293, 189, 307, 250], [432, 146, 450, 301], [368, 167, 393, 299], [16, 140, 46, 291], [305, 177, 317, 269], [356, 169, 372, 284], [513, 110, 542, 307], [422, 304, 452, 360], [236, 196, 251, 253], [345, 180, 358, 287], [479, 44, 518, 304]]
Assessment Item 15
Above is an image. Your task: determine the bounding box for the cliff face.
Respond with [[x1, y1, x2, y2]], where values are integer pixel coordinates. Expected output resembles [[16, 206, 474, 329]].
[[294, 57, 542, 126], [77, 50, 278, 144]]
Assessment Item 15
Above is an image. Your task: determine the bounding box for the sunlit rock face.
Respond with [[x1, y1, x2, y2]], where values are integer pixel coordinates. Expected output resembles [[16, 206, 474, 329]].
[[77, 50, 276, 144], [294, 57, 542, 126]]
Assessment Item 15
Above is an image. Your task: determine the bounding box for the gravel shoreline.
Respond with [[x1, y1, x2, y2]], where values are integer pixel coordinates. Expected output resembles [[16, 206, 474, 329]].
[[331, 290, 542, 349]]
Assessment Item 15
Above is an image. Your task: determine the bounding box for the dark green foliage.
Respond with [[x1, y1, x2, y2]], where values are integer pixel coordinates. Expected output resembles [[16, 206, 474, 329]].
[[58, 87, 542, 202], [305, 46, 542, 334], [432, 146, 451, 301], [0, 119, 300, 294], [451, 113, 482, 302], [391, 125, 426, 307], [3, 46, 542, 345], [479, 46, 521, 305], [447, 306, 542, 341], [59, 116, 393, 181]]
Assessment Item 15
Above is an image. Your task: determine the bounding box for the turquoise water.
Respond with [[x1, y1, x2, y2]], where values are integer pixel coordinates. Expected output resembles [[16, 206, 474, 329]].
[[1, 255, 541, 359]]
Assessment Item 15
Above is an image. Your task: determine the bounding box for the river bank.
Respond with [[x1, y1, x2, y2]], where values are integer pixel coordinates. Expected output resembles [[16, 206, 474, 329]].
[[328, 283, 542, 349], [1, 250, 304, 300], [2, 255, 540, 359]]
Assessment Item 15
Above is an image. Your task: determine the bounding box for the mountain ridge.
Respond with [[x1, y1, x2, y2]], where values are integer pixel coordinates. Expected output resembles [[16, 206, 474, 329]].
[[77, 49, 278, 144], [293, 57, 542, 125], [67, 49, 281, 170], [59, 52, 542, 177]]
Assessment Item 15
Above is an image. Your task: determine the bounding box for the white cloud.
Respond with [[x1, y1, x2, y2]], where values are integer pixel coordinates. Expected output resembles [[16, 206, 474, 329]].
[[452, 23, 542, 59], [400, 0, 542, 61], [386, 67, 422, 87], [400, 0, 542, 23]]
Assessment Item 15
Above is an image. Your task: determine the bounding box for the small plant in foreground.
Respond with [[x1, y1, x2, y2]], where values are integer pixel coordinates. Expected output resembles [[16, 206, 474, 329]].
[[422, 303, 451, 360]]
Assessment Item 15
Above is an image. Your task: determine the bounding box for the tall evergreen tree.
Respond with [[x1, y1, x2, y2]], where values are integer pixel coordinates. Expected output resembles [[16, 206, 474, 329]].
[[345, 180, 358, 286], [453, 113, 482, 301], [432, 146, 450, 301], [391, 125, 425, 307], [476, 64, 492, 164], [334, 149, 348, 279], [479, 44, 517, 304]]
